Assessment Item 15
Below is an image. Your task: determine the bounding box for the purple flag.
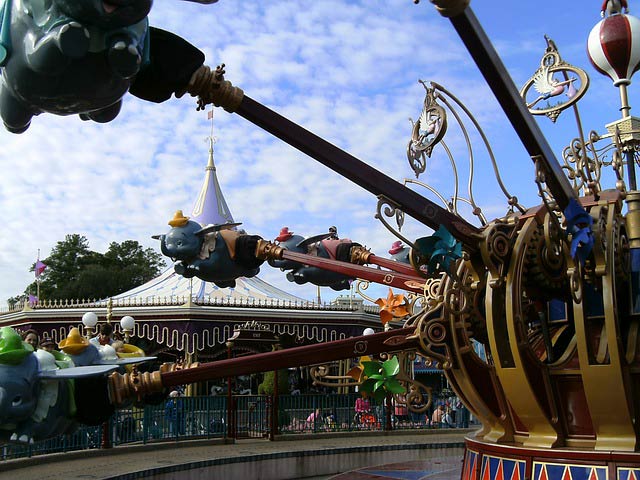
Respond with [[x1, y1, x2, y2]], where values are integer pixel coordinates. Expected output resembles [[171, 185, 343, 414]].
[[35, 260, 47, 277], [28, 294, 38, 306]]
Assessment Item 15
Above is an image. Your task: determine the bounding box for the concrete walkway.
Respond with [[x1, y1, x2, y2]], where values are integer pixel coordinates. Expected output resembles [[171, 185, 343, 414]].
[[0, 430, 471, 480]]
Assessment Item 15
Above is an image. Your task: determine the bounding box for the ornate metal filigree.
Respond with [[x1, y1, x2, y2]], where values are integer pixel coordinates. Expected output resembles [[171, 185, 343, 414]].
[[309, 351, 433, 410], [354, 279, 378, 305], [411, 309, 452, 369], [480, 221, 516, 286], [402, 81, 524, 238], [375, 196, 415, 248], [393, 351, 433, 413], [534, 155, 560, 213], [403, 271, 455, 369], [523, 212, 568, 295], [401, 275, 444, 330], [520, 36, 589, 123], [310, 363, 362, 388], [407, 81, 448, 176], [562, 136, 601, 195]]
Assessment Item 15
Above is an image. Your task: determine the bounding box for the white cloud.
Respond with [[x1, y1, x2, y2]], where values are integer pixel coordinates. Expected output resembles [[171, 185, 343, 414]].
[[0, 1, 637, 308]]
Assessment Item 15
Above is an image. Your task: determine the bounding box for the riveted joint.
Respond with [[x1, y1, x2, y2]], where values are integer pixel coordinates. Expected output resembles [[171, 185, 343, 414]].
[[108, 367, 163, 407], [255, 239, 285, 261], [350, 245, 372, 265], [177, 64, 244, 113]]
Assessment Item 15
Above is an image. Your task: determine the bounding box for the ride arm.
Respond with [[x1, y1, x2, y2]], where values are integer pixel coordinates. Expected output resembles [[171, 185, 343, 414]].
[[256, 240, 427, 293], [108, 327, 418, 405]]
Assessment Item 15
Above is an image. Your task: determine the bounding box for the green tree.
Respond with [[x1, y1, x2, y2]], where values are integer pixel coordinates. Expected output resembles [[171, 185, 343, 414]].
[[258, 369, 290, 395], [22, 235, 165, 301], [29, 234, 98, 299], [102, 240, 166, 294]]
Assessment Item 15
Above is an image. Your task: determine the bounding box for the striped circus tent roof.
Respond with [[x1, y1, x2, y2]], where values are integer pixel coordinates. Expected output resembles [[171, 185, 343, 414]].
[[112, 266, 305, 303], [190, 139, 234, 227]]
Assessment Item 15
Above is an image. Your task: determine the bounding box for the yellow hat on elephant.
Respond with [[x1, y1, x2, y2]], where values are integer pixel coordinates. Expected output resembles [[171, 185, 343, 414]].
[[168, 210, 189, 227], [58, 327, 90, 355]]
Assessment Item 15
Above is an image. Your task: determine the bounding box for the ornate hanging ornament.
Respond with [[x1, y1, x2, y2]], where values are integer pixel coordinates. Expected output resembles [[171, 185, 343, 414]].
[[406, 82, 447, 177], [520, 36, 589, 122], [587, 11, 640, 86]]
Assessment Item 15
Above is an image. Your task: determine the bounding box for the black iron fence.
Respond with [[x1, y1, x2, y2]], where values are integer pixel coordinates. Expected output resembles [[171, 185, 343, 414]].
[[0, 393, 471, 460]]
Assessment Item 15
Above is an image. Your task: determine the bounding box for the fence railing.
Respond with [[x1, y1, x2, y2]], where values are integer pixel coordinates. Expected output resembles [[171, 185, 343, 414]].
[[0, 393, 471, 461], [1, 297, 380, 314]]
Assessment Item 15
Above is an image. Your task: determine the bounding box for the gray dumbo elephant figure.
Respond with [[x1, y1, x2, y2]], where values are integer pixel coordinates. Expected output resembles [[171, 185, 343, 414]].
[[269, 227, 358, 291], [0, 0, 210, 133], [154, 210, 265, 288], [0, 327, 117, 444]]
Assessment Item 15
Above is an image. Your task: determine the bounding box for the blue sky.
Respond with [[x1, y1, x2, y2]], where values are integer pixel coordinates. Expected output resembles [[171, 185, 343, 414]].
[[0, 1, 636, 307]]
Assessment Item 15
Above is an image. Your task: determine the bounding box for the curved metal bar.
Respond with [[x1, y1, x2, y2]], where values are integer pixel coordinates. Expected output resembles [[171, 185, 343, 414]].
[[354, 279, 378, 304], [435, 93, 476, 217], [433, 8, 577, 211], [565, 73, 596, 190], [438, 139, 461, 214], [456, 197, 488, 225], [433, 82, 526, 213], [403, 178, 450, 211], [375, 196, 418, 249]]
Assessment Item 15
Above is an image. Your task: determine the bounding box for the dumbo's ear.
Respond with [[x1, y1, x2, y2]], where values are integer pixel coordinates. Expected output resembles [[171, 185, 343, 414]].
[[151, 235, 162, 240], [195, 222, 242, 236], [96, 356, 156, 366], [38, 365, 119, 380]]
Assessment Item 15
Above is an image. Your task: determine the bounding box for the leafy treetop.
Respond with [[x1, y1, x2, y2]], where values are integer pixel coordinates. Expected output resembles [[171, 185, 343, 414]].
[[16, 234, 165, 302]]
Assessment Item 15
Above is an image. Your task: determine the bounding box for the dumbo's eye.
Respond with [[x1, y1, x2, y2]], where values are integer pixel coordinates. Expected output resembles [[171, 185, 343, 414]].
[[176, 240, 183, 246], [11, 396, 22, 407]]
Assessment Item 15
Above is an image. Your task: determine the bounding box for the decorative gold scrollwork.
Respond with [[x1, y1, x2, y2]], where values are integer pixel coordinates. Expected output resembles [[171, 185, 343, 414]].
[[308, 351, 434, 406], [412, 309, 452, 370], [375, 196, 415, 249], [562, 136, 601, 196], [524, 212, 568, 295], [310, 364, 362, 388], [394, 351, 433, 413], [520, 36, 589, 123], [354, 340, 368, 355], [568, 262, 583, 305], [407, 82, 448, 177]]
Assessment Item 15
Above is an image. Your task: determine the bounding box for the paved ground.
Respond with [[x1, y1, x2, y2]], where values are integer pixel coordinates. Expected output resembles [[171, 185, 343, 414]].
[[330, 457, 465, 480], [0, 430, 470, 480]]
